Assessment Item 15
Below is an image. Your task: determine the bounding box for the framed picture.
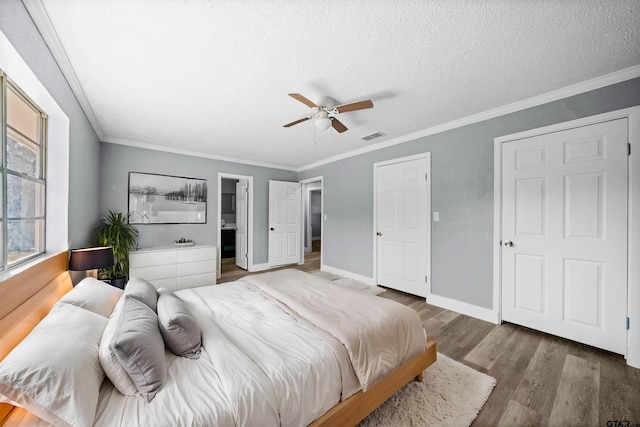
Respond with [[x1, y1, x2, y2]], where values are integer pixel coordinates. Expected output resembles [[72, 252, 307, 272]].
[[128, 172, 207, 224]]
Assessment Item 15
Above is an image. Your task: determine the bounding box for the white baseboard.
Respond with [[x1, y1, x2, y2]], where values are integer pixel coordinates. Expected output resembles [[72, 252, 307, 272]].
[[427, 293, 499, 324], [320, 264, 376, 286]]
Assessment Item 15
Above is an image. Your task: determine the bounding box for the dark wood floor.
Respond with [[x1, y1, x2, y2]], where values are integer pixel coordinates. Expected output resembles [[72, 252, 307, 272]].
[[219, 240, 321, 283], [219, 243, 640, 426], [381, 289, 640, 426]]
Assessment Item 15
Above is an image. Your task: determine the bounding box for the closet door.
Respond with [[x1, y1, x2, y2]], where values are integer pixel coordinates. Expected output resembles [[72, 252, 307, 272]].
[[375, 155, 430, 297], [501, 118, 628, 354], [268, 180, 302, 267]]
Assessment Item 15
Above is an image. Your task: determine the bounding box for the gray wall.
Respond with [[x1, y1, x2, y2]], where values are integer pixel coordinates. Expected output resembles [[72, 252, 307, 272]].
[[0, 0, 101, 248], [4, 0, 638, 309], [300, 78, 640, 309], [99, 143, 297, 264]]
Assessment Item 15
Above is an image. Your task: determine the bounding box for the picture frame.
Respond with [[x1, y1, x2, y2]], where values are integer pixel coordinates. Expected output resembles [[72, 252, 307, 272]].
[[128, 172, 207, 224]]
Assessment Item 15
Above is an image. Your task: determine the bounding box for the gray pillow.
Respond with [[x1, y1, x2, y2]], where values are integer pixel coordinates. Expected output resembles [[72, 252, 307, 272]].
[[112, 295, 166, 402], [124, 277, 158, 312], [157, 288, 202, 359]]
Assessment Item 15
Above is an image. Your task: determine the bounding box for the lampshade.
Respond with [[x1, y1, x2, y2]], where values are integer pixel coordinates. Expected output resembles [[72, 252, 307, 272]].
[[69, 246, 115, 271], [314, 117, 332, 131]]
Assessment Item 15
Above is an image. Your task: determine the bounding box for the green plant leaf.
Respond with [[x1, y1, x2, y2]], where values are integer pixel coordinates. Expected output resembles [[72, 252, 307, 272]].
[[96, 210, 139, 279]]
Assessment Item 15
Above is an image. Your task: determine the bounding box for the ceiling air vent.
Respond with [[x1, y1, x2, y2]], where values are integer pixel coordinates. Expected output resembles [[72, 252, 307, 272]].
[[360, 131, 385, 141]]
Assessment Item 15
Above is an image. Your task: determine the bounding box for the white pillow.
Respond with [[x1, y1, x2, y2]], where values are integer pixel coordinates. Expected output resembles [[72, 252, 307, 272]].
[[98, 294, 139, 396], [59, 276, 123, 317], [0, 303, 107, 427]]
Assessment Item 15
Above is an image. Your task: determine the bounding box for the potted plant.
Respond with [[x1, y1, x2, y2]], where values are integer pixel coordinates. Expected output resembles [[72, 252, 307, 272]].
[[96, 210, 139, 288]]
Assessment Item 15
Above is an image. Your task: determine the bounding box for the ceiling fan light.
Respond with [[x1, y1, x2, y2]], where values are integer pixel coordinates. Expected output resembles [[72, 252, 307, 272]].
[[314, 117, 332, 131]]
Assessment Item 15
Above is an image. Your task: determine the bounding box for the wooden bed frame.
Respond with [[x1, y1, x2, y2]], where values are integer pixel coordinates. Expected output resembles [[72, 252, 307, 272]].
[[0, 251, 437, 426]]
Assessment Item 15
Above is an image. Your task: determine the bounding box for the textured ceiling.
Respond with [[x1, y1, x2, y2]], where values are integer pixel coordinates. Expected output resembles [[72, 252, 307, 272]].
[[26, 0, 640, 170]]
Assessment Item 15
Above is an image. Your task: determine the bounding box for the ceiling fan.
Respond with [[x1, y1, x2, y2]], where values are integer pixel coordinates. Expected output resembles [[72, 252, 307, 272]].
[[283, 93, 374, 133]]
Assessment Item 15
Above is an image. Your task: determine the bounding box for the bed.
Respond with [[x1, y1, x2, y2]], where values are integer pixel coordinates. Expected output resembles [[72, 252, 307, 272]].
[[0, 251, 437, 426]]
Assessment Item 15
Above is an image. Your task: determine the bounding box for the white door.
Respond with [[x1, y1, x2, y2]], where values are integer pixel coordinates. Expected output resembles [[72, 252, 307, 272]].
[[235, 180, 248, 269], [501, 119, 628, 354], [269, 180, 302, 267], [375, 155, 430, 297]]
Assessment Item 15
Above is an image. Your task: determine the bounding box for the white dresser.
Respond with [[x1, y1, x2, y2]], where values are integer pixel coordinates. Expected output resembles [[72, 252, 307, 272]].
[[129, 245, 217, 291]]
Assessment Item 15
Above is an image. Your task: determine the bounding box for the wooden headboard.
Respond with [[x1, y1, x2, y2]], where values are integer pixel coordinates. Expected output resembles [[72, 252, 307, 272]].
[[0, 251, 72, 424]]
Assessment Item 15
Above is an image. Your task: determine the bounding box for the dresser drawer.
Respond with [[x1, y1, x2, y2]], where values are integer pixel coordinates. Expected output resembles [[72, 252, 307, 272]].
[[176, 260, 215, 277], [176, 246, 217, 263], [129, 264, 176, 281], [130, 250, 176, 268], [129, 246, 217, 290]]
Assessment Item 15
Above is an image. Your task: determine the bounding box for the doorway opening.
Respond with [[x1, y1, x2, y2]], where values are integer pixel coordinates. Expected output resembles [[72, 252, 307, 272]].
[[301, 177, 323, 267], [218, 173, 253, 277]]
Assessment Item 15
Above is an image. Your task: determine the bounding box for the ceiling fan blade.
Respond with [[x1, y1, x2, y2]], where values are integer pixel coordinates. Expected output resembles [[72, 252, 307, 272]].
[[283, 116, 312, 128], [288, 93, 318, 109], [335, 99, 374, 113], [331, 118, 348, 133]]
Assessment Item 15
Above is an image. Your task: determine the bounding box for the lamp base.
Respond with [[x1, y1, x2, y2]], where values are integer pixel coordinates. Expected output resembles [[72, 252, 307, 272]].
[[103, 277, 126, 289]]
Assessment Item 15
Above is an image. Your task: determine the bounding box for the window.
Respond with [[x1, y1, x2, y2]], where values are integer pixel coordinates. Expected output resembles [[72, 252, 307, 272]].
[[0, 70, 47, 269]]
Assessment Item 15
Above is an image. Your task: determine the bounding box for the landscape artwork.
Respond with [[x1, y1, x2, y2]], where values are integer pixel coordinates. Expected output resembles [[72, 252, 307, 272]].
[[128, 172, 207, 224]]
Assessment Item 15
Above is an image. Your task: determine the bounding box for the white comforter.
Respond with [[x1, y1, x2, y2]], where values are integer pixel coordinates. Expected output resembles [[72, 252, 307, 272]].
[[93, 270, 424, 427]]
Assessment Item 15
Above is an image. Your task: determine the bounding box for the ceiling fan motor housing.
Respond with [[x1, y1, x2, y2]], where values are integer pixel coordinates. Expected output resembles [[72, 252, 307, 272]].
[[317, 96, 337, 112]]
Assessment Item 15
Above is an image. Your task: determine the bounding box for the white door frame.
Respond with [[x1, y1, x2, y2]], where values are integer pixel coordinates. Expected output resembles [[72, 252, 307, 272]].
[[493, 106, 640, 368], [217, 173, 254, 274], [300, 176, 323, 266], [306, 188, 321, 251], [373, 153, 431, 292]]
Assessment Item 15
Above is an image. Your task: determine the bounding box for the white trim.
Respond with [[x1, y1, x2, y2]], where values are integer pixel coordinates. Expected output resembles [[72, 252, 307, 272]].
[[299, 65, 640, 172], [495, 107, 640, 143], [320, 265, 375, 287], [20, 0, 640, 174], [493, 106, 640, 368], [217, 173, 254, 276], [105, 137, 297, 171], [22, 0, 105, 140], [627, 108, 640, 368], [373, 152, 432, 168], [0, 30, 69, 255], [306, 188, 322, 251], [492, 135, 503, 324], [299, 176, 323, 267], [427, 294, 500, 324]]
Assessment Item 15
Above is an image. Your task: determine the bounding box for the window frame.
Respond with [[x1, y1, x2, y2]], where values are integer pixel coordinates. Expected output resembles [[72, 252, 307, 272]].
[[0, 69, 48, 270]]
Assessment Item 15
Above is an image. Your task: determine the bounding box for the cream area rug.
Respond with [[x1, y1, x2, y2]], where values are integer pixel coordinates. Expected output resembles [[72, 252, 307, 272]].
[[359, 353, 496, 427]]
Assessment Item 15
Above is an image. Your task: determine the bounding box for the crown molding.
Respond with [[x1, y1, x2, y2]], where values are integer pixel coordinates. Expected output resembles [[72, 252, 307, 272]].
[[297, 64, 640, 172], [23, 0, 105, 140], [102, 137, 297, 171], [22, 0, 639, 172]]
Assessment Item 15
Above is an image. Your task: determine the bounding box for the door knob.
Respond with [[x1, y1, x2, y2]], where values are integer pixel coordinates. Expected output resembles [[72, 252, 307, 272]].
[[504, 240, 514, 247], [270, 227, 275, 231], [376, 232, 382, 236]]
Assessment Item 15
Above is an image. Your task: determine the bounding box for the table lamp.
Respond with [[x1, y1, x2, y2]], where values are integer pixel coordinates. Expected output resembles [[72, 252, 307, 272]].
[[68, 246, 115, 279]]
